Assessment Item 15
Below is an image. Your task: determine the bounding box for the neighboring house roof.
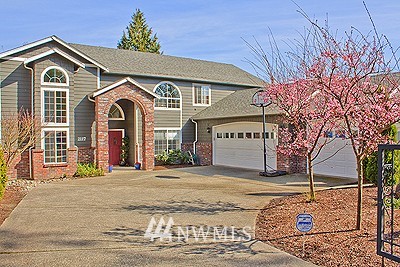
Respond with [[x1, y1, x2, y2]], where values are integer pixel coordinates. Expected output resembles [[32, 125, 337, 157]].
[[192, 88, 282, 120], [0, 36, 108, 71], [69, 43, 263, 87], [92, 77, 159, 98]]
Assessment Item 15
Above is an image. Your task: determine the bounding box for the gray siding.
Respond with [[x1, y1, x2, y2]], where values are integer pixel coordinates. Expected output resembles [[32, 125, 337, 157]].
[[74, 67, 97, 147], [0, 60, 31, 115], [154, 109, 181, 128]]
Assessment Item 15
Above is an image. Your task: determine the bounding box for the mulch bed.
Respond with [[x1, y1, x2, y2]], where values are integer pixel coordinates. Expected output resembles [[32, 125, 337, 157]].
[[0, 185, 28, 226], [256, 187, 399, 267]]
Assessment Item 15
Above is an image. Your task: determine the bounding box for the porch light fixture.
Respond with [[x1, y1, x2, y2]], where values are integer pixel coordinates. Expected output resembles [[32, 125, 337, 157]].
[[206, 127, 211, 133]]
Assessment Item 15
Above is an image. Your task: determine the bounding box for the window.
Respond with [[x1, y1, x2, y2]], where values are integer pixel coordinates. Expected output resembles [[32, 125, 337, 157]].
[[230, 133, 235, 138], [224, 133, 229, 138], [154, 82, 181, 109], [246, 132, 252, 139], [253, 132, 261, 139], [238, 133, 244, 139], [154, 129, 180, 155], [217, 133, 222, 138], [193, 84, 210, 105], [42, 89, 68, 124], [43, 130, 68, 164], [41, 66, 69, 126], [41, 66, 68, 85], [108, 103, 125, 120]]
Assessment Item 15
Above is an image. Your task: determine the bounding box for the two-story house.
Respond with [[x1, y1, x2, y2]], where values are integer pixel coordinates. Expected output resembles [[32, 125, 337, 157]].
[[0, 36, 265, 179]]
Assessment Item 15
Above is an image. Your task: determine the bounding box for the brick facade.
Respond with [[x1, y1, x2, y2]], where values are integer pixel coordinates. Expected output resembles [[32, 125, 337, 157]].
[[94, 81, 155, 171], [181, 143, 194, 153], [78, 147, 95, 164], [31, 148, 78, 180], [276, 152, 307, 174], [7, 151, 31, 180], [196, 142, 212, 165]]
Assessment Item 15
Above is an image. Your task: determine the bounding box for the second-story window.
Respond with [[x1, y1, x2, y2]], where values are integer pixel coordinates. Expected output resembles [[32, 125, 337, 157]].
[[43, 89, 68, 124], [154, 82, 181, 109], [41, 66, 69, 85], [193, 84, 210, 106]]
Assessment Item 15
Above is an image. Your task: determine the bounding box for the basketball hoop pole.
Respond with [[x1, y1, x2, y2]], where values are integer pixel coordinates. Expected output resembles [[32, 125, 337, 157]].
[[262, 105, 267, 173], [251, 89, 272, 174]]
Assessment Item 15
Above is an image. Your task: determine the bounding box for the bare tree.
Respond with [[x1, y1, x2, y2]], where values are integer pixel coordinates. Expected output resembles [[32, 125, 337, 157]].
[[1, 109, 42, 168]]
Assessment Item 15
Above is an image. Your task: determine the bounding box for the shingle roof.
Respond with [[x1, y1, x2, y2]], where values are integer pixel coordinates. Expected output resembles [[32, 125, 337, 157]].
[[192, 88, 282, 120], [70, 43, 262, 87]]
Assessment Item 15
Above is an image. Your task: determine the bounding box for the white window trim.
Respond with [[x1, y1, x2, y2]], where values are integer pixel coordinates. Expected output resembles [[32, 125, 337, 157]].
[[41, 87, 70, 127], [154, 128, 182, 154], [108, 103, 125, 121], [41, 128, 70, 164], [153, 81, 182, 110], [41, 66, 70, 86], [109, 128, 125, 138], [192, 83, 211, 107]]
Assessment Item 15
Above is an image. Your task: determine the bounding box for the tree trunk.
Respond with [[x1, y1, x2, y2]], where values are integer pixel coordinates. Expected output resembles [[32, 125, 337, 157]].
[[356, 157, 363, 230], [307, 153, 316, 201]]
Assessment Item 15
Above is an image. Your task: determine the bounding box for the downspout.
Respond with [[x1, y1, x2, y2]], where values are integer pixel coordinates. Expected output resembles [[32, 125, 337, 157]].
[[190, 118, 197, 154], [23, 63, 34, 179], [87, 95, 95, 103]]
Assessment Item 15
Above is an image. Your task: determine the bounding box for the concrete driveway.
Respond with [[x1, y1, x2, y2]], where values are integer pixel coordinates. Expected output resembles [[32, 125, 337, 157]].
[[0, 166, 352, 266]]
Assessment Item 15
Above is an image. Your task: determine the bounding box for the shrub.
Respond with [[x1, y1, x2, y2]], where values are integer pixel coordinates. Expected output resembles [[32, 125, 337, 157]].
[[0, 149, 8, 200], [155, 149, 192, 165], [75, 163, 104, 177], [364, 125, 400, 186]]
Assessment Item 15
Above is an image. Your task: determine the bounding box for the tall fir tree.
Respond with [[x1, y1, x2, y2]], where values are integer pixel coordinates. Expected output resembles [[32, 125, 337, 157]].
[[117, 9, 161, 54]]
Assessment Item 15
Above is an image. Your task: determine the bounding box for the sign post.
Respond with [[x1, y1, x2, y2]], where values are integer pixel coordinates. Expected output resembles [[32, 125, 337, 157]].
[[251, 90, 272, 173], [296, 213, 313, 257]]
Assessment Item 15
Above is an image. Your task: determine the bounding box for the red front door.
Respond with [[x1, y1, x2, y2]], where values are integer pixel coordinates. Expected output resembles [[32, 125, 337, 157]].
[[108, 131, 122, 165]]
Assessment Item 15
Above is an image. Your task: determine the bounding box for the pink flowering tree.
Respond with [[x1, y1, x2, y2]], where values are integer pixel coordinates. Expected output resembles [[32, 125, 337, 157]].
[[267, 79, 338, 201], [249, 9, 400, 229], [309, 29, 400, 229]]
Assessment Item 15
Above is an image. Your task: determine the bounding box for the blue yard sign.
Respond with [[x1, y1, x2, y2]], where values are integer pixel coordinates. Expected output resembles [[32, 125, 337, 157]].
[[296, 213, 313, 232]]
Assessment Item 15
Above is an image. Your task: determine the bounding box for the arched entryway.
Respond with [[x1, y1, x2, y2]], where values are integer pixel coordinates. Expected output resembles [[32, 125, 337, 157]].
[[93, 78, 157, 171]]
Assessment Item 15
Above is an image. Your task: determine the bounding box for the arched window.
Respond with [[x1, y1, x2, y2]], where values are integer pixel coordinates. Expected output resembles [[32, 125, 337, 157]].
[[41, 66, 69, 85], [108, 103, 125, 120], [154, 82, 181, 109]]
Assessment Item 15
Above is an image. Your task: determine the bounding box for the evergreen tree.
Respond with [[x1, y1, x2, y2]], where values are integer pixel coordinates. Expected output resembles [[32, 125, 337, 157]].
[[117, 9, 161, 54]]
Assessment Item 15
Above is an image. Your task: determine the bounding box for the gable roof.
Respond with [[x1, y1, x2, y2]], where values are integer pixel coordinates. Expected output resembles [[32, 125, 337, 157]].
[[192, 88, 281, 120], [92, 77, 159, 98], [70, 43, 263, 87], [24, 47, 85, 67], [0, 36, 108, 71]]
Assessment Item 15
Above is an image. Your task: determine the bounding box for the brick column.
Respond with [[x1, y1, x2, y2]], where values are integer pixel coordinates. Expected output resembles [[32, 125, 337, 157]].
[[95, 96, 110, 172]]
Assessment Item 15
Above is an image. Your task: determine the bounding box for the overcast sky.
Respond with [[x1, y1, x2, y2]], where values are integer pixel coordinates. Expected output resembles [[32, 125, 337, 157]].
[[1, 0, 400, 75]]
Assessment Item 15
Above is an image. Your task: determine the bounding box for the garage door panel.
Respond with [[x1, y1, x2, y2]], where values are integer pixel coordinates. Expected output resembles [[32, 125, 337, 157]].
[[213, 122, 277, 171], [313, 138, 357, 178]]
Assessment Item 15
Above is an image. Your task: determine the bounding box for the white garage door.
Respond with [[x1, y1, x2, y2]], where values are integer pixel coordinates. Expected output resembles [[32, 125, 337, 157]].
[[213, 122, 278, 171], [313, 135, 357, 179]]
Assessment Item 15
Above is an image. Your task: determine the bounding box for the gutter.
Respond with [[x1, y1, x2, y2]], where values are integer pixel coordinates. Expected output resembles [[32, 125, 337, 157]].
[[190, 118, 198, 154], [23, 63, 34, 179], [106, 71, 262, 88]]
